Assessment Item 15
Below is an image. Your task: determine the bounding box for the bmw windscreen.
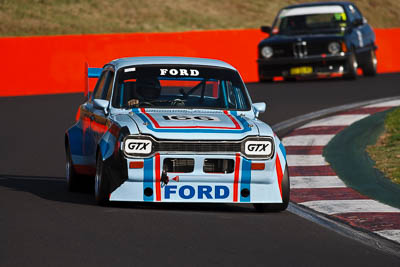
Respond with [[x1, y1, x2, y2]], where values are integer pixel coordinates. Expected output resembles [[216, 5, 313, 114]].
[[274, 5, 348, 35], [112, 65, 250, 111]]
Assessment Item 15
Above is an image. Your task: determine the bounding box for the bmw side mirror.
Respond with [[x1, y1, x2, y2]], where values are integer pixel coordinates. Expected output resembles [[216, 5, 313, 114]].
[[352, 18, 363, 27], [253, 102, 266, 117], [260, 26, 272, 34], [93, 99, 109, 115]]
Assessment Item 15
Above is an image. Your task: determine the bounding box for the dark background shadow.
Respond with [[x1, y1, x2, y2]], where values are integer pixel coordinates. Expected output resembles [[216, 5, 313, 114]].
[[0, 174, 256, 213]]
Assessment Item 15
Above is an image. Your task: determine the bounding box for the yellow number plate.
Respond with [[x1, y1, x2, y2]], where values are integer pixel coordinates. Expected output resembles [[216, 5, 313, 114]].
[[290, 66, 313, 75]]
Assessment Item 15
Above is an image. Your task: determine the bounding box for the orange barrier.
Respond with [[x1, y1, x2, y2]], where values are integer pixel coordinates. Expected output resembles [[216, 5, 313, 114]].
[[374, 29, 400, 73], [0, 28, 399, 97]]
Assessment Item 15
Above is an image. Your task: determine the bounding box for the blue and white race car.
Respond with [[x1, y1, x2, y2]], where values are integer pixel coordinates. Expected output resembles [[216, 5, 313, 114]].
[[65, 57, 289, 211]]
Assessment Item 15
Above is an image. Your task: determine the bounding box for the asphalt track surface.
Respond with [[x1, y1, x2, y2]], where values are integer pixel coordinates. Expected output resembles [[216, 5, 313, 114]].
[[1, 74, 400, 266]]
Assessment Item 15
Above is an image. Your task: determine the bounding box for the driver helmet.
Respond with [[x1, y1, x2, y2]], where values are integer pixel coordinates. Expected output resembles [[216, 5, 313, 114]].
[[135, 76, 161, 101]]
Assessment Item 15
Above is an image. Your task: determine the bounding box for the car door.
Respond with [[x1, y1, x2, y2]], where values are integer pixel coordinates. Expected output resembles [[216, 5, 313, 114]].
[[91, 68, 114, 147], [346, 4, 369, 51], [352, 5, 375, 48], [85, 67, 114, 167], [77, 69, 107, 169]]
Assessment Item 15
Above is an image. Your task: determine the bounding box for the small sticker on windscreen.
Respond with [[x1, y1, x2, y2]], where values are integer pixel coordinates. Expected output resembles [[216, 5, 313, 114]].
[[124, 67, 136, 72]]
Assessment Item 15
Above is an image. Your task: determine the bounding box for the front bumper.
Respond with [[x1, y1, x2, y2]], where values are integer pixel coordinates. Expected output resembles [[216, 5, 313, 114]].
[[258, 53, 350, 78], [109, 153, 283, 203]]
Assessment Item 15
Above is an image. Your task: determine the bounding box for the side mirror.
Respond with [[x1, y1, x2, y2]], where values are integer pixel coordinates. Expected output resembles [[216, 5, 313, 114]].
[[84, 91, 92, 103], [260, 26, 272, 34], [253, 102, 266, 117], [93, 99, 109, 115], [352, 18, 363, 27]]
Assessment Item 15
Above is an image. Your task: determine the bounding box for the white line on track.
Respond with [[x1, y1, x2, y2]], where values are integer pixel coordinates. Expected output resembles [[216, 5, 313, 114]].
[[299, 114, 369, 129], [286, 154, 329, 166], [364, 100, 400, 108], [282, 134, 334, 146], [290, 176, 346, 188], [375, 230, 400, 243], [300, 199, 400, 214]]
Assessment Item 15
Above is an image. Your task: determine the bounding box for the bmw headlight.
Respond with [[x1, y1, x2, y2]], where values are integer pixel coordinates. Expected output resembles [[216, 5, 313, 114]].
[[328, 42, 341, 55], [261, 46, 274, 59], [242, 137, 274, 159], [123, 136, 153, 157]]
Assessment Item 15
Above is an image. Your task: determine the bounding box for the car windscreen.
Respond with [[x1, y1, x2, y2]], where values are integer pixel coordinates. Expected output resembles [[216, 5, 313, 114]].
[[274, 5, 347, 35], [112, 65, 250, 111]]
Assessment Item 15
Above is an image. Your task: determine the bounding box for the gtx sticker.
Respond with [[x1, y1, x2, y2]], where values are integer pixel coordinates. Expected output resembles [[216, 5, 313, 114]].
[[160, 68, 200, 76], [162, 115, 220, 121], [245, 140, 272, 156], [124, 139, 152, 154], [164, 185, 229, 199]]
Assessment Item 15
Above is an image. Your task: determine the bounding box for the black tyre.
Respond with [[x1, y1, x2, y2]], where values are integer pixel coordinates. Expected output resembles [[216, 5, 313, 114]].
[[361, 49, 377, 76], [66, 145, 81, 192], [254, 164, 290, 212], [95, 152, 110, 206], [343, 53, 358, 80], [258, 67, 274, 82]]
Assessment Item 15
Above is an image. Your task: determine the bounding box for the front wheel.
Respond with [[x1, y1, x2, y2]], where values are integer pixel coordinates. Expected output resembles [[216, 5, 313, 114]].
[[66, 146, 80, 192], [258, 67, 274, 82], [343, 53, 358, 80], [361, 49, 377, 76], [95, 153, 110, 206], [254, 164, 290, 212]]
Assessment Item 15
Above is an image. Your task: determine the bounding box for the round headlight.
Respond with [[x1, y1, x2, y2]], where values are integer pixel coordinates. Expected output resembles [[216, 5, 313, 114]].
[[328, 42, 341, 54], [261, 46, 273, 58]]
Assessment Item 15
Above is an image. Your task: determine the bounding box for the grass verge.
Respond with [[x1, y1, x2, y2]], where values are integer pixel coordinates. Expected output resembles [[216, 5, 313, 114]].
[[367, 107, 400, 184], [1, 0, 400, 37]]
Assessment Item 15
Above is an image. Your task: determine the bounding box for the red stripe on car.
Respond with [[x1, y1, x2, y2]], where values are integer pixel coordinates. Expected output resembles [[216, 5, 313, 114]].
[[276, 154, 283, 198], [233, 153, 241, 202], [155, 153, 161, 201]]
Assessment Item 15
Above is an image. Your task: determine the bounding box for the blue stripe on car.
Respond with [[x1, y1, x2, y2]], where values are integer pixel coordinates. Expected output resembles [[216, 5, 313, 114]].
[[143, 157, 154, 201], [240, 158, 251, 202]]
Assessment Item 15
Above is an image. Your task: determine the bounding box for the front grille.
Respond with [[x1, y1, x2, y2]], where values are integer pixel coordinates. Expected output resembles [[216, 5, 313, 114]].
[[269, 44, 293, 58], [204, 159, 234, 173], [306, 42, 329, 55], [267, 42, 330, 58], [163, 158, 194, 173], [155, 142, 241, 153], [293, 41, 308, 58]]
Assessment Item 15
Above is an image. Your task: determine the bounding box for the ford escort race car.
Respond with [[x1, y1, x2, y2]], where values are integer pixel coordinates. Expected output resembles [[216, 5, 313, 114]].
[[65, 57, 289, 211], [258, 1, 377, 81]]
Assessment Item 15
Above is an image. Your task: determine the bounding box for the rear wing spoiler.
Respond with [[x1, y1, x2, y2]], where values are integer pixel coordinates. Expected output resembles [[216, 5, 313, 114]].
[[84, 62, 102, 99]]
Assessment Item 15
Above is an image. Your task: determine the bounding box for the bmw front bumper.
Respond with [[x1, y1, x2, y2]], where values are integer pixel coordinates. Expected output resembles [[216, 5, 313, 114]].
[[257, 53, 351, 78]]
